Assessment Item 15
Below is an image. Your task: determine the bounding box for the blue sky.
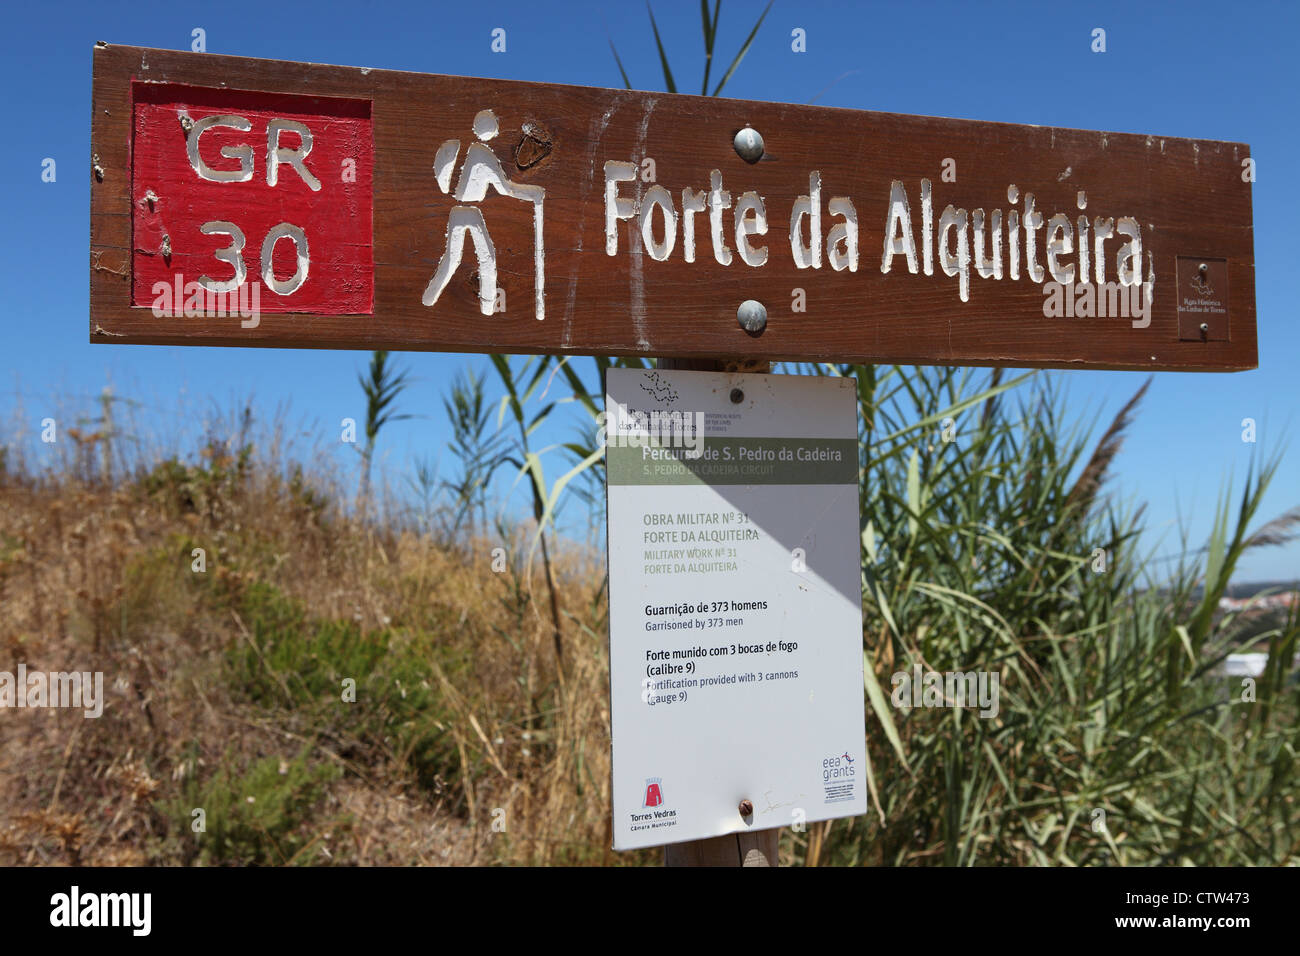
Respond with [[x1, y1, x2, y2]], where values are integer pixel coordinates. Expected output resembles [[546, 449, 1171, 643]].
[[1, 0, 1296, 581]]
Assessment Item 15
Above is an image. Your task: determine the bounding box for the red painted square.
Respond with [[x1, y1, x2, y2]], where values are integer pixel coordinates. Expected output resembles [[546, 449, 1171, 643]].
[[131, 82, 373, 314]]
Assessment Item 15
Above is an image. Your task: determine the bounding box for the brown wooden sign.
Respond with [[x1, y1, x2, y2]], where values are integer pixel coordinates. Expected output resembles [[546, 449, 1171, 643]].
[[90, 43, 1257, 372]]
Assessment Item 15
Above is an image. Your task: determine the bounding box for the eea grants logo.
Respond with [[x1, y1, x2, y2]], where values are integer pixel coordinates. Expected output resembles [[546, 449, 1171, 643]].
[[823, 752, 857, 804]]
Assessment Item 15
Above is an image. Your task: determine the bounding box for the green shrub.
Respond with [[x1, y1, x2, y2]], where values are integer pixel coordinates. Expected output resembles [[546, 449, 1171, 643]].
[[223, 581, 467, 794], [169, 748, 341, 866]]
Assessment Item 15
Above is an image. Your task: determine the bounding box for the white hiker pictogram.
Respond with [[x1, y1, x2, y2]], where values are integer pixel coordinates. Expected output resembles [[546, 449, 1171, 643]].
[[423, 109, 546, 320]]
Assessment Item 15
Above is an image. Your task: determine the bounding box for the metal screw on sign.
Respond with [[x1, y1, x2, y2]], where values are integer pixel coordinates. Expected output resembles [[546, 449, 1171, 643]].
[[733, 127, 764, 164], [738, 799, 754, 818], [730, 388, 744, 404], [737, 299, 767, 335]]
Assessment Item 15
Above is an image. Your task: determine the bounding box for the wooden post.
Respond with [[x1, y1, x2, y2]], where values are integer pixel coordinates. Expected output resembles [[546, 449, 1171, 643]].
[[664, 828, 780, 867], [657, 354, 780, 868]]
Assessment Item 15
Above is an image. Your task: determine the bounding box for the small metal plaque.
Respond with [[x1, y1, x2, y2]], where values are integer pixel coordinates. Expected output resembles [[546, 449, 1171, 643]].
[[1177, 257, 1229, 341]]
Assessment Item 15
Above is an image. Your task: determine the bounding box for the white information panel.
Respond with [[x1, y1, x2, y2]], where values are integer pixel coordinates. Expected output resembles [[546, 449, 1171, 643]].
[[605, 368, 867, 850]]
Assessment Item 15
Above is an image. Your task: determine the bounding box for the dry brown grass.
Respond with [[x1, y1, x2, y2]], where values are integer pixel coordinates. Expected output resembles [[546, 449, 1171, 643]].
[[0, 444, 643, 866]]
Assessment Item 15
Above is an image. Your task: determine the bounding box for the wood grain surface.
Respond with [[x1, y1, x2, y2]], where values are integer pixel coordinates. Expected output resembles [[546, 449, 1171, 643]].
[[91, 44, 1257, 372]]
